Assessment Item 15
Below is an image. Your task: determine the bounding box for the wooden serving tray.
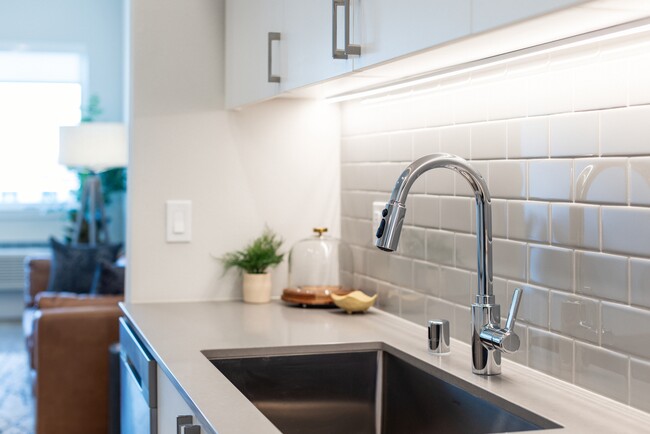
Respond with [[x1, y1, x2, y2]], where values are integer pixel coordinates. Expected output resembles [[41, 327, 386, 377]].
[[281, 286, 352, 306]]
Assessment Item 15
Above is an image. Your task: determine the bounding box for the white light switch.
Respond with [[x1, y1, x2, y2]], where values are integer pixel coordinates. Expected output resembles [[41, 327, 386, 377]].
[[166, 200, 191, 242]]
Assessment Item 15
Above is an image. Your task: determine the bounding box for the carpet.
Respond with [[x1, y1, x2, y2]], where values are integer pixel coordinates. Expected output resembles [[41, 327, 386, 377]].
[[0, 323, 34, 434]]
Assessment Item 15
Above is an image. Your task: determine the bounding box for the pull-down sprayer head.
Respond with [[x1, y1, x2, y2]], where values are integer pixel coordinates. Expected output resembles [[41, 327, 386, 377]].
[[375, 153, 494, 298]]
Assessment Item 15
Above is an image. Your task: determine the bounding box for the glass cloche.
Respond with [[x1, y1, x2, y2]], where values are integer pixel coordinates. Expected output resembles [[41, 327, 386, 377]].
[[282, 228, 354, 306]]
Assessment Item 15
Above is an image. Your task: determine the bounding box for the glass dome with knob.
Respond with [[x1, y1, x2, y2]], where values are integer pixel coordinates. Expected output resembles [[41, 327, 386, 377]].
[[282, 227, 354, 306]]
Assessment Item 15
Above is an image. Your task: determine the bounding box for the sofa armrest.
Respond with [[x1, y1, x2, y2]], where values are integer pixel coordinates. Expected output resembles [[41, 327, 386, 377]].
[[24, 256, 51, 307], [35, 292, 123, 309], [33, 305, 121, 434]]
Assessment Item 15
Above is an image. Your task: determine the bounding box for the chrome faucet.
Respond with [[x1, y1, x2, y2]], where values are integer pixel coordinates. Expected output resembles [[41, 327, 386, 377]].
[[376, 153, 523, 375]]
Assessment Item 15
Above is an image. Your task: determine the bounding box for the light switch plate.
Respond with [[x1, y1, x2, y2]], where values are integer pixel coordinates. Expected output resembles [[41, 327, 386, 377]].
[[166, 200, 192, 243], [372, 201, 385, 243]]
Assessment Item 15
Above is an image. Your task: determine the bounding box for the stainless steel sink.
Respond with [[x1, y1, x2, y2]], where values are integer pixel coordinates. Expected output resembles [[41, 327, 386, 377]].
[[204, 343, 561, 434]]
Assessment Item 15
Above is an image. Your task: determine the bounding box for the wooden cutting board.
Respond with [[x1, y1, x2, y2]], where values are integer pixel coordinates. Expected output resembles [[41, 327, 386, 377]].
[[281, 286, 352, 306]]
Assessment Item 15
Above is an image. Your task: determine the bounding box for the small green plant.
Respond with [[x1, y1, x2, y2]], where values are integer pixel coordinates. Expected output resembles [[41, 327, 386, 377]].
[[221, 228, 284, 274]]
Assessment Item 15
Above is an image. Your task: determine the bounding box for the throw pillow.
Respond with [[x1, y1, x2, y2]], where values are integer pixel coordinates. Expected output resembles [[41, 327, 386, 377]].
[[46, 237, 122, 294], [90, 260, 125, 296]]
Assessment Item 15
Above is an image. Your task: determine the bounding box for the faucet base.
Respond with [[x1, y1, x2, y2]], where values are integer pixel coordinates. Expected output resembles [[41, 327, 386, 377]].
[[471, 303, 502, 375]]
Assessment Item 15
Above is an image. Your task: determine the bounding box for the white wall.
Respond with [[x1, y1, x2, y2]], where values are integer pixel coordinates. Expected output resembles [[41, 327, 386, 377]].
[[0, 0, 124, 121], [127, 0, 340, 303]]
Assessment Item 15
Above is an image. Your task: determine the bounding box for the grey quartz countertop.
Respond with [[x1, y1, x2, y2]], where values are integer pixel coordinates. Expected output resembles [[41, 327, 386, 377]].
[[120, 300, 650, 434]]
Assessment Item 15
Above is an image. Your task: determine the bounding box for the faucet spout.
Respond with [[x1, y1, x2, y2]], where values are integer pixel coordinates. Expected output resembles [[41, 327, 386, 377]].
[[376, 153, 522, 376], [375, 153, 493, 300]]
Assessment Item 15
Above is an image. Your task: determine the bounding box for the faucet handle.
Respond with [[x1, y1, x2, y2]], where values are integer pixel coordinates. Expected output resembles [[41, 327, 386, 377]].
[[505, 287, 523, 332], [479, 288, 523, 354]]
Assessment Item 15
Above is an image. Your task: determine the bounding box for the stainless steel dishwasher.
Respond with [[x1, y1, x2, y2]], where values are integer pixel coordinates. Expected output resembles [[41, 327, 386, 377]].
[[119, 317, 157, 434]]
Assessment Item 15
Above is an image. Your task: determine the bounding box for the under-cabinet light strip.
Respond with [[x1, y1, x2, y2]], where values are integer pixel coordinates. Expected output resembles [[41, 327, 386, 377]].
[[326, 17, 650, 104]]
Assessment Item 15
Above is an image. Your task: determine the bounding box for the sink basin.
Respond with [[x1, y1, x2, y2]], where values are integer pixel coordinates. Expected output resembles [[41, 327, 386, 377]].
[[204, 343, 561, 434]]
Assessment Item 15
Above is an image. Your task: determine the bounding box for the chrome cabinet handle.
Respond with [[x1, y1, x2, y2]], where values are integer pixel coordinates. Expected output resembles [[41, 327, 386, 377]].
[[177, 416, 193, 434], [177, 415, 201, 434], [332, 0, 360, 59], [267, 32, 281, 83]]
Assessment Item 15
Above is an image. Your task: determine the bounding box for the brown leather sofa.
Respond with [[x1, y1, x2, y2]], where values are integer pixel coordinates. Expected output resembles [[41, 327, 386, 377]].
[[23, 257, 123, 434]]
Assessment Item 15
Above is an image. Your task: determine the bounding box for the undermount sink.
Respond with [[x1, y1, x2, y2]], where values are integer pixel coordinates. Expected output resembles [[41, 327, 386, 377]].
[[203, 343, 561, 434]]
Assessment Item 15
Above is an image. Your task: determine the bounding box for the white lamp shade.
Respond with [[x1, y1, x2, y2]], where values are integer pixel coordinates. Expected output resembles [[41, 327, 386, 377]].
[[59, 123, 128, 172]]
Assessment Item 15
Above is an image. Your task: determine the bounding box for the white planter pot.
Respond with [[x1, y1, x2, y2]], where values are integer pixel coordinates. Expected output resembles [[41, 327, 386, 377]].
[[242, 272, 272, 304]]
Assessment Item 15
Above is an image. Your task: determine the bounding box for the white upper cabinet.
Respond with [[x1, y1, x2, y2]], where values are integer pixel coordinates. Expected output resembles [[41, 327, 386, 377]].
[[280, 0, 354, 92], [225, 0, 283, 108], [225, 0, 644, 108], [471, 0, 584, 34], [353, 0, 472, 71]]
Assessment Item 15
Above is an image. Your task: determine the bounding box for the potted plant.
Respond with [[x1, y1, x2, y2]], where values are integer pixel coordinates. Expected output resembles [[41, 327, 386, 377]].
[[220, 228, 284, 303]]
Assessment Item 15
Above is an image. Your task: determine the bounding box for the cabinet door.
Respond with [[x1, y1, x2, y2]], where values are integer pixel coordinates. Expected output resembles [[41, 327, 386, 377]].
[[281, 0, 354, 92], [225, 0, 283, 108], [353, 0, 472, 71], [472, 0, 584, 34], [157, 367, 207, 434]]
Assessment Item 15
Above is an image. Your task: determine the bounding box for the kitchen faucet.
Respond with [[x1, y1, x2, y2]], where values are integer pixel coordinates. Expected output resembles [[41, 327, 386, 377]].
[[376, 153, 523, 375]]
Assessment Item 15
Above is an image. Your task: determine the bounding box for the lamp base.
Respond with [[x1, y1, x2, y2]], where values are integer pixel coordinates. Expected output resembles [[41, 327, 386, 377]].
[[73, 173, 109, 245]]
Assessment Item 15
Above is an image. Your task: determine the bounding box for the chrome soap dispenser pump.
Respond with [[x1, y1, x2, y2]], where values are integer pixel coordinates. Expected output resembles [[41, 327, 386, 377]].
[[376, 153, 523, 376]]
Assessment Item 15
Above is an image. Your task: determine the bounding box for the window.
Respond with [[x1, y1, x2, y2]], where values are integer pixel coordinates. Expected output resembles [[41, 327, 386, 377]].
[[0, 51, 84, 205]]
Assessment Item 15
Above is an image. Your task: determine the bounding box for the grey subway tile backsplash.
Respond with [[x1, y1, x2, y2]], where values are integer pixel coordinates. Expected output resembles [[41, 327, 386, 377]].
[[507, 201, 549, 243], [631, 258, 650, 309], [629, 157, 650, 206], [493, 239, 527, 281], [412, 129, 440, 158], [396, 226, 426, 260], [488, 160, 527, 199], [549, 291, 600, 344], [426, 229, 455, 266], [454, 233, 476, 271], [471, 121, 507, 160], [413, 260, 439, 296], [602, 207, 650, 258], [602, 302, 650, 359], [528, 159, 573, 202], [439, 266, 472, 306], [507, 117, 549, 159], [376, 282, 400, 316], [575, 251, 628, 303], [631, 358, 650, 413], [388, 255, 413, 288], [441, 126, 471, 159], [412, 195, 440, 228], [574, 158, 628, 205], [528, 328, 574, 382], [575, 342, 629, 404], [549, 112, 599, 158], [440, 196, 472, 233], [400, 288, 426, 326], [528, 245, 573, 291], [550, 203, 600, 250], [340, 41, 650, 412], [601, 105, 650, 156]]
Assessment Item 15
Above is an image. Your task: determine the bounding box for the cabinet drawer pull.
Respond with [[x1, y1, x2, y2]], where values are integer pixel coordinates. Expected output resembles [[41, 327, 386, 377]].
[[177, 415, 193, 434], [267, 32, 281, 83], [181, 425, 201, 434], [332, 0, 360, 59]]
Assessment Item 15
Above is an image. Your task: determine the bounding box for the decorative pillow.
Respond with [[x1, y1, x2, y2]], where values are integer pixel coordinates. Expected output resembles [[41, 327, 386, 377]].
[[90, 260, 126, 296], [46, 237, 122, 294]]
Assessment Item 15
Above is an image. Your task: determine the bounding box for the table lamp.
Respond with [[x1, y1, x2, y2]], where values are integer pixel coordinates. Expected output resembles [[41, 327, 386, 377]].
[[59, 123, 128, 245]]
